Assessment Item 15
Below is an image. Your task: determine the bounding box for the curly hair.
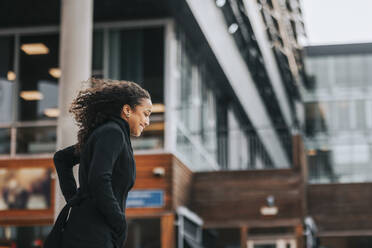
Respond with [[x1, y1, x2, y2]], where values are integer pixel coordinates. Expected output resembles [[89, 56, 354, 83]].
[[69, 78, 151, 153]]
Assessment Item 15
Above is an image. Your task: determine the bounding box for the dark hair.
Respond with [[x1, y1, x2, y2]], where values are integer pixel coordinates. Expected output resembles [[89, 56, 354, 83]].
[[69, 78, 151, 153]]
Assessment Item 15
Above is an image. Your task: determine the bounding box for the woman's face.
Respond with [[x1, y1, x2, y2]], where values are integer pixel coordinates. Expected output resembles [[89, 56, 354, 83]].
[[122, 98, 152, 137]]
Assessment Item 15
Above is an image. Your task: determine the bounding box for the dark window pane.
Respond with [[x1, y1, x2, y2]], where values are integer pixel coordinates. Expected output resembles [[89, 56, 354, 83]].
[[0, 128, 11, 154], [16, 126, 56, 154], [108, 27, 164, 103], [19, 35, 59, 121], [92, 30, 103, 77]]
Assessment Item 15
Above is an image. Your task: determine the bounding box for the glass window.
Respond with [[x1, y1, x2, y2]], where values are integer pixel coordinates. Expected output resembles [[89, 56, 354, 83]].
[[349, 55, 364, 87], [16, 126, 56, 154], [334, 55, 350, 87], [227, 107, 251, 170], [92, 31, 103, 78], [108, 27, 164, 104], [0, 36, 15, 123], [336, 101, 351, 131], [0, 128, 11, 155], [354, 100, 366, 130], [18, 34, 59, 121], [366, 55, 372, 88]]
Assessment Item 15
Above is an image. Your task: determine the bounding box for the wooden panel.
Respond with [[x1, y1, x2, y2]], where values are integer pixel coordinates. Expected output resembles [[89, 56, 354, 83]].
[[127, 154, 173, 217], [161, 214, 175, 248], [172, 156, 193, 209], [308, 183, 372, 232], [189, 169, 304, 228]]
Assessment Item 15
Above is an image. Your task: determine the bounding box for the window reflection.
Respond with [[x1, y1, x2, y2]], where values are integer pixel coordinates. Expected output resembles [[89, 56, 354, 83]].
[[0, 129, 11, 155], [18, 35, 59, 121], [105, 27, 164, 150], [16, 126, 56, 154], [305, 53, 372, 183], [0, 36, 15, 123]]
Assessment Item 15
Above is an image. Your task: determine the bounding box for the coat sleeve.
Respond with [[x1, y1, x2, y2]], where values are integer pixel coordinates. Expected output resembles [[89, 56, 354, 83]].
[[53, 145, 80, 202], [87, 127, 126, 237]]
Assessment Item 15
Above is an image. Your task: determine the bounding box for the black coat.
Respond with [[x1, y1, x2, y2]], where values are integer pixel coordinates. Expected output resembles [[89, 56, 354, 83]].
[[53, 116, 136, 248]]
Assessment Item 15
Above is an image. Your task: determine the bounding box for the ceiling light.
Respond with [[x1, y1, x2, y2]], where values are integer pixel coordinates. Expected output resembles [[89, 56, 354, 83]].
[[20, 91, 43, 101], [216, 0, 226, 7], [21, 43, 49, 55], [49, 68, 61, 78], [44, 108, 60, 118], [152, 103, 165, 113], [307, 149, 316, 156], [228, 23, 239, 34], [7, 71, 16, 81]]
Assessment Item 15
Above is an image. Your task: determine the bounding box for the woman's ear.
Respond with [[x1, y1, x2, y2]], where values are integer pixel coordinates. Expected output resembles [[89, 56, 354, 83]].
[[122, 104, 132, 119]]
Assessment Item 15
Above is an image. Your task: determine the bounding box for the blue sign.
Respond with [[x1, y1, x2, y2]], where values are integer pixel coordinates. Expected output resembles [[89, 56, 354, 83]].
[[126, 190, 164, 208]]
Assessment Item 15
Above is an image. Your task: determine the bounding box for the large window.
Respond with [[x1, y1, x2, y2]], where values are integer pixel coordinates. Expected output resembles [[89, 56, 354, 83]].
[[305, 54, 372, 95], [18, 35, 59, 121], [175, 30, 219, 171], [0, 25, 166, 156], [0, 34, 58, 156], [106, 27, 165, 150], [305, 53, 372, 183]]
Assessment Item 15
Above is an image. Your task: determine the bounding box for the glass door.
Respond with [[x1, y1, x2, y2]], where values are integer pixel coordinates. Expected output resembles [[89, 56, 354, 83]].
[[247, 238, 296, 248]]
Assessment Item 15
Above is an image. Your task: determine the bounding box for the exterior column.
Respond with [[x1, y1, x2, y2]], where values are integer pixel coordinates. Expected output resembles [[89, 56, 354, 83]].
[[161, 214, 175, 248], [241, 226, 248, 248], [54, 0, 93, 219]]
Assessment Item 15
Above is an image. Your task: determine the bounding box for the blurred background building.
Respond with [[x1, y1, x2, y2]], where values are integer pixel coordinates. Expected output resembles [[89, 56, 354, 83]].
[[0, 0, 357, 247], [303, 43, 372, 248]]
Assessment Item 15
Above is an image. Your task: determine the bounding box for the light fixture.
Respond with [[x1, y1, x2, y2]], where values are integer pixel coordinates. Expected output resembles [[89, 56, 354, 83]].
[[152, 167, 165, 177], [7, 71, 16, 81], [152, 103, 165, 113], [260, 195, 278, 216], [307, 149, 317, 156], [44, 108, 60, 118], [228, 23, 239, 34], [216, 0, 226, 7], [21, 43, 49, 55], [49, 68, 61, 78], [20, 91, 43, 101], [320, 146, 329, 152]]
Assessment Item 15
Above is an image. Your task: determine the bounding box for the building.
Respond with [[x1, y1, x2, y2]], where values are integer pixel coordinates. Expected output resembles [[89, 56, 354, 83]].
[[0, 0, 308, 247], [304, 43, 372, 248]]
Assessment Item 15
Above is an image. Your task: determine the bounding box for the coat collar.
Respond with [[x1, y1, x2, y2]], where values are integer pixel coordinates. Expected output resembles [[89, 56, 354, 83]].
[[109, 115, 131, 137]]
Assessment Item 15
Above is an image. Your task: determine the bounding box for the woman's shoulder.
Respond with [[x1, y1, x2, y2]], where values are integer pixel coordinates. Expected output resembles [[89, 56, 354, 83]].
[[93, 120, 123, 137]]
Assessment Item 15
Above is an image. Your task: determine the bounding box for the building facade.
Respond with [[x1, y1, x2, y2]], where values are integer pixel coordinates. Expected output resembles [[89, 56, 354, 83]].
[[304, 43, 372, 248], [0, 0, 308, 247]]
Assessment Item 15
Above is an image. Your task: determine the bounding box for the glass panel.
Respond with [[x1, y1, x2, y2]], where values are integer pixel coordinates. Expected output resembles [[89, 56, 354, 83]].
[[349, 55, 364, 87], [0, 36, 15, 123], [125, 218, 160, 248], [228, 108, 249, 170], [92, 30, 103, 78], [334, 55, 350, 87], [131, 115, 164, 150], [16, 126, 56, 154], [0, 225, 53, 247], [0, 128, 11, 155], [254, 245, 276, 248], [18, 34, 59, 121], [366, 55, 372, 88], [108, 27, 164, 104], [0, 167, 52, 210]]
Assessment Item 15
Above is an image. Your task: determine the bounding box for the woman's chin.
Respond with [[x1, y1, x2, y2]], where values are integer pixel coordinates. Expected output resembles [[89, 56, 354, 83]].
[[131, 131, 142, 137]]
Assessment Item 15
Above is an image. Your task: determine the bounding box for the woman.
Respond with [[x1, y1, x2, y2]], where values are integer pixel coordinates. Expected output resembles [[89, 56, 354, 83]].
[[46, 78, 152, 248]]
